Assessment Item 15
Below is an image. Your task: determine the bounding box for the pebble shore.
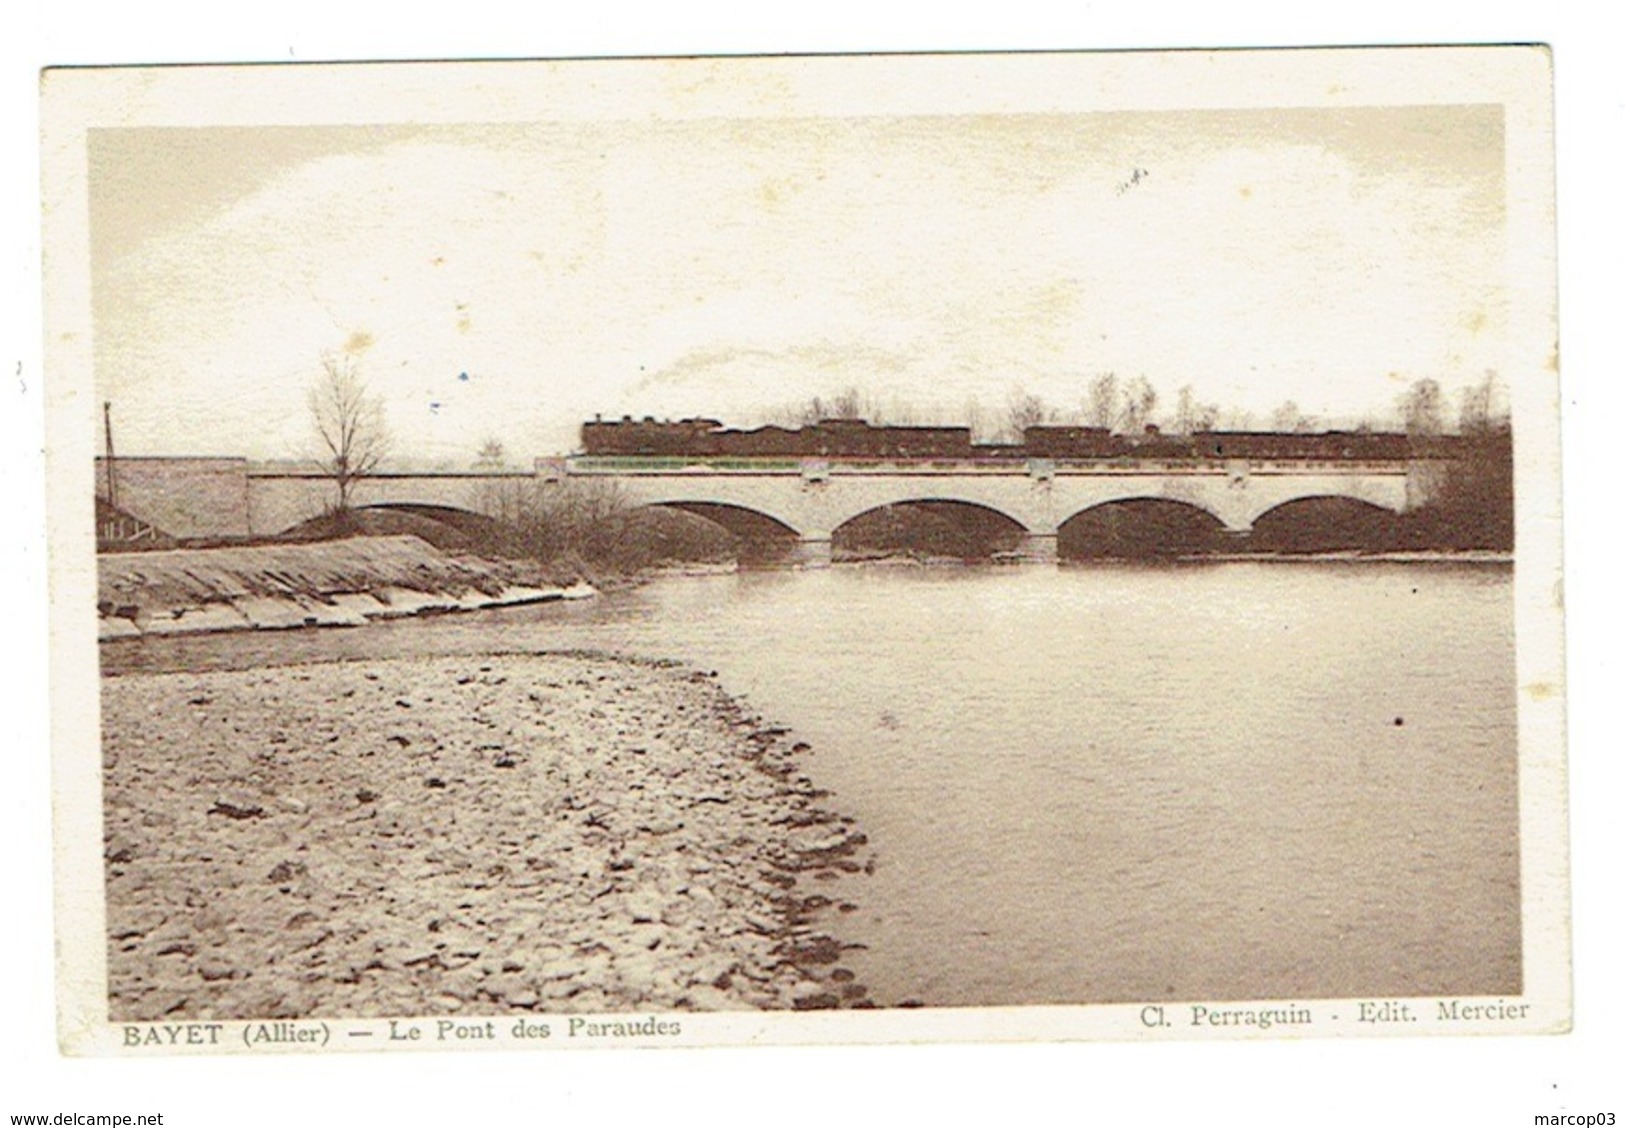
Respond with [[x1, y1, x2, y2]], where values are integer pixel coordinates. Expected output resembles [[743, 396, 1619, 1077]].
[[102, 652, 872, 1020]]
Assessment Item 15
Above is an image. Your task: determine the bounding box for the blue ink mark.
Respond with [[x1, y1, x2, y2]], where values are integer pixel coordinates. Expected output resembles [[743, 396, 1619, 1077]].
[[1116, 167, 1150, 195], [429, 402, 443, 414], [458, 371, 470, 382]]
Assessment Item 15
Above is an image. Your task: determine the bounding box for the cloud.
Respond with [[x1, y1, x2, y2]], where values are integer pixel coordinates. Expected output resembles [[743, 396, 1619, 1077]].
[[93, 113, 1507, 460]]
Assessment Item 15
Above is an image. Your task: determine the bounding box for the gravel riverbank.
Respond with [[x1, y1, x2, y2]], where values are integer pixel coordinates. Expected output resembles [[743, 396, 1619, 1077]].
[[102, 651, 871, 1020]]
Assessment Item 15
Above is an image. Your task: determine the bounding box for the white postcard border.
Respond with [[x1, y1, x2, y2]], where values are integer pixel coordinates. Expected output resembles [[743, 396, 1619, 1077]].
[[43, 45, 1566, 1055]]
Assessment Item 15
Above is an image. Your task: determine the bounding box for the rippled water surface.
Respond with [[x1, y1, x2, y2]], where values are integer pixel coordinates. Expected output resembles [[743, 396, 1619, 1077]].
[[105, 561, 1519, 1007]]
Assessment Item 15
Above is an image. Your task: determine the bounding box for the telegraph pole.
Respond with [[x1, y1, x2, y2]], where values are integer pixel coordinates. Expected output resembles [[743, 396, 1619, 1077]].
[[103, 400, 118, 511]]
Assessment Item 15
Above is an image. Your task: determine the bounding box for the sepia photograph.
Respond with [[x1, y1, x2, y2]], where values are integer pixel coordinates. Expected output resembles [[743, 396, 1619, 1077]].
[[42, 46, 1567, 1055]]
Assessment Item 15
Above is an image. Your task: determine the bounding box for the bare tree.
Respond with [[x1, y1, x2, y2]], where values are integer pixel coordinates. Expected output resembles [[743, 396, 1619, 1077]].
[[1270, 400, 1317, 433], [308, 352, 390, 512], [1121, 376, 1159, 434], [793, 397, 824, 426], [1086, 372, 1122, 430], [829, 386, 867, 420], [1171, 385, 1218, 434], [1458, 371, 1510, 435], [1400, 377, 1447, 436], [774, 390, 867, 427], [1004, 389, 1053, 440], [474, 436, 508, 470], [962, 396, 988, 443]]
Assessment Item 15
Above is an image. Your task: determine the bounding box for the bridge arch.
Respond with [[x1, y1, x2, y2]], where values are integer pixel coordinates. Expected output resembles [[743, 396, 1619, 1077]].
[[1057, 494, 1229, 531], [1059, 497, 1230, 558], [1248, 495, 1408, 553], [831, 496, 1031, 532], [278, 501, 515, 550], [359, 502, 515, 538], [1250, 493, 1403, 525], [1231, 477, 1408, 531], [596, 476, 809, 540], [622, 502, 799, 567], [641, 500, 802, 539], [832, 498, 1030, 561]]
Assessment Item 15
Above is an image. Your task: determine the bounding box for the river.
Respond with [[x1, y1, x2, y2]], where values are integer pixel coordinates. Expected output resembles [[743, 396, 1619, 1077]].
[[102, 560, 1519, 1008]]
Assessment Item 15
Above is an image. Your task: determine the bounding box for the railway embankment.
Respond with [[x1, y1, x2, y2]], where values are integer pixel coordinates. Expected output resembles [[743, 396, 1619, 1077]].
[[96, 536, 591, 640]]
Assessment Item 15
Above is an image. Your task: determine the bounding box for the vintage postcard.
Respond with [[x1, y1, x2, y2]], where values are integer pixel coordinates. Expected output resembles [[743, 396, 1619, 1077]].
[[42, 46, 1566, 1055]]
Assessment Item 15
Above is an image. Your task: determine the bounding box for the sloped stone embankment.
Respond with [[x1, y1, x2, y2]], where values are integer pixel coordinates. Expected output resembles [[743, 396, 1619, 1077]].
[[97, 536, 585, 639]]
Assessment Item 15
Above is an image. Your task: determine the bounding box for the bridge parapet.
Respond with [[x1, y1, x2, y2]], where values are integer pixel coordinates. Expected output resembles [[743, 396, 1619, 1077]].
[[566, 454, 1412, 476], [567, 456, 804, 474]]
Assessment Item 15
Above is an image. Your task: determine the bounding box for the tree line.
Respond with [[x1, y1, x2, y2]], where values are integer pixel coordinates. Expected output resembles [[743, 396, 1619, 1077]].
[[758, 372, 1510, 443]]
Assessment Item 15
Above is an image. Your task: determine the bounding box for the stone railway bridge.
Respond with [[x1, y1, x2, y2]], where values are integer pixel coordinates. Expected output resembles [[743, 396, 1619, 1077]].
[[97, 454, 1420, 565], [567, 457, 1414, 563]]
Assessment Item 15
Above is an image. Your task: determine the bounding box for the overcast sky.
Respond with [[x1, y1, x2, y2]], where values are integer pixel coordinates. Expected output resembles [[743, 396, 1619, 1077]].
[[89, 104, 1506, 462]]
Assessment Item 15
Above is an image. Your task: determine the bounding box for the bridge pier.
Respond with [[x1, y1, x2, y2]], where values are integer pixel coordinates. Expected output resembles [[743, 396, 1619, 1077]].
[[1016, 532, 1059, 565], [791, 537, 833, 569]]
